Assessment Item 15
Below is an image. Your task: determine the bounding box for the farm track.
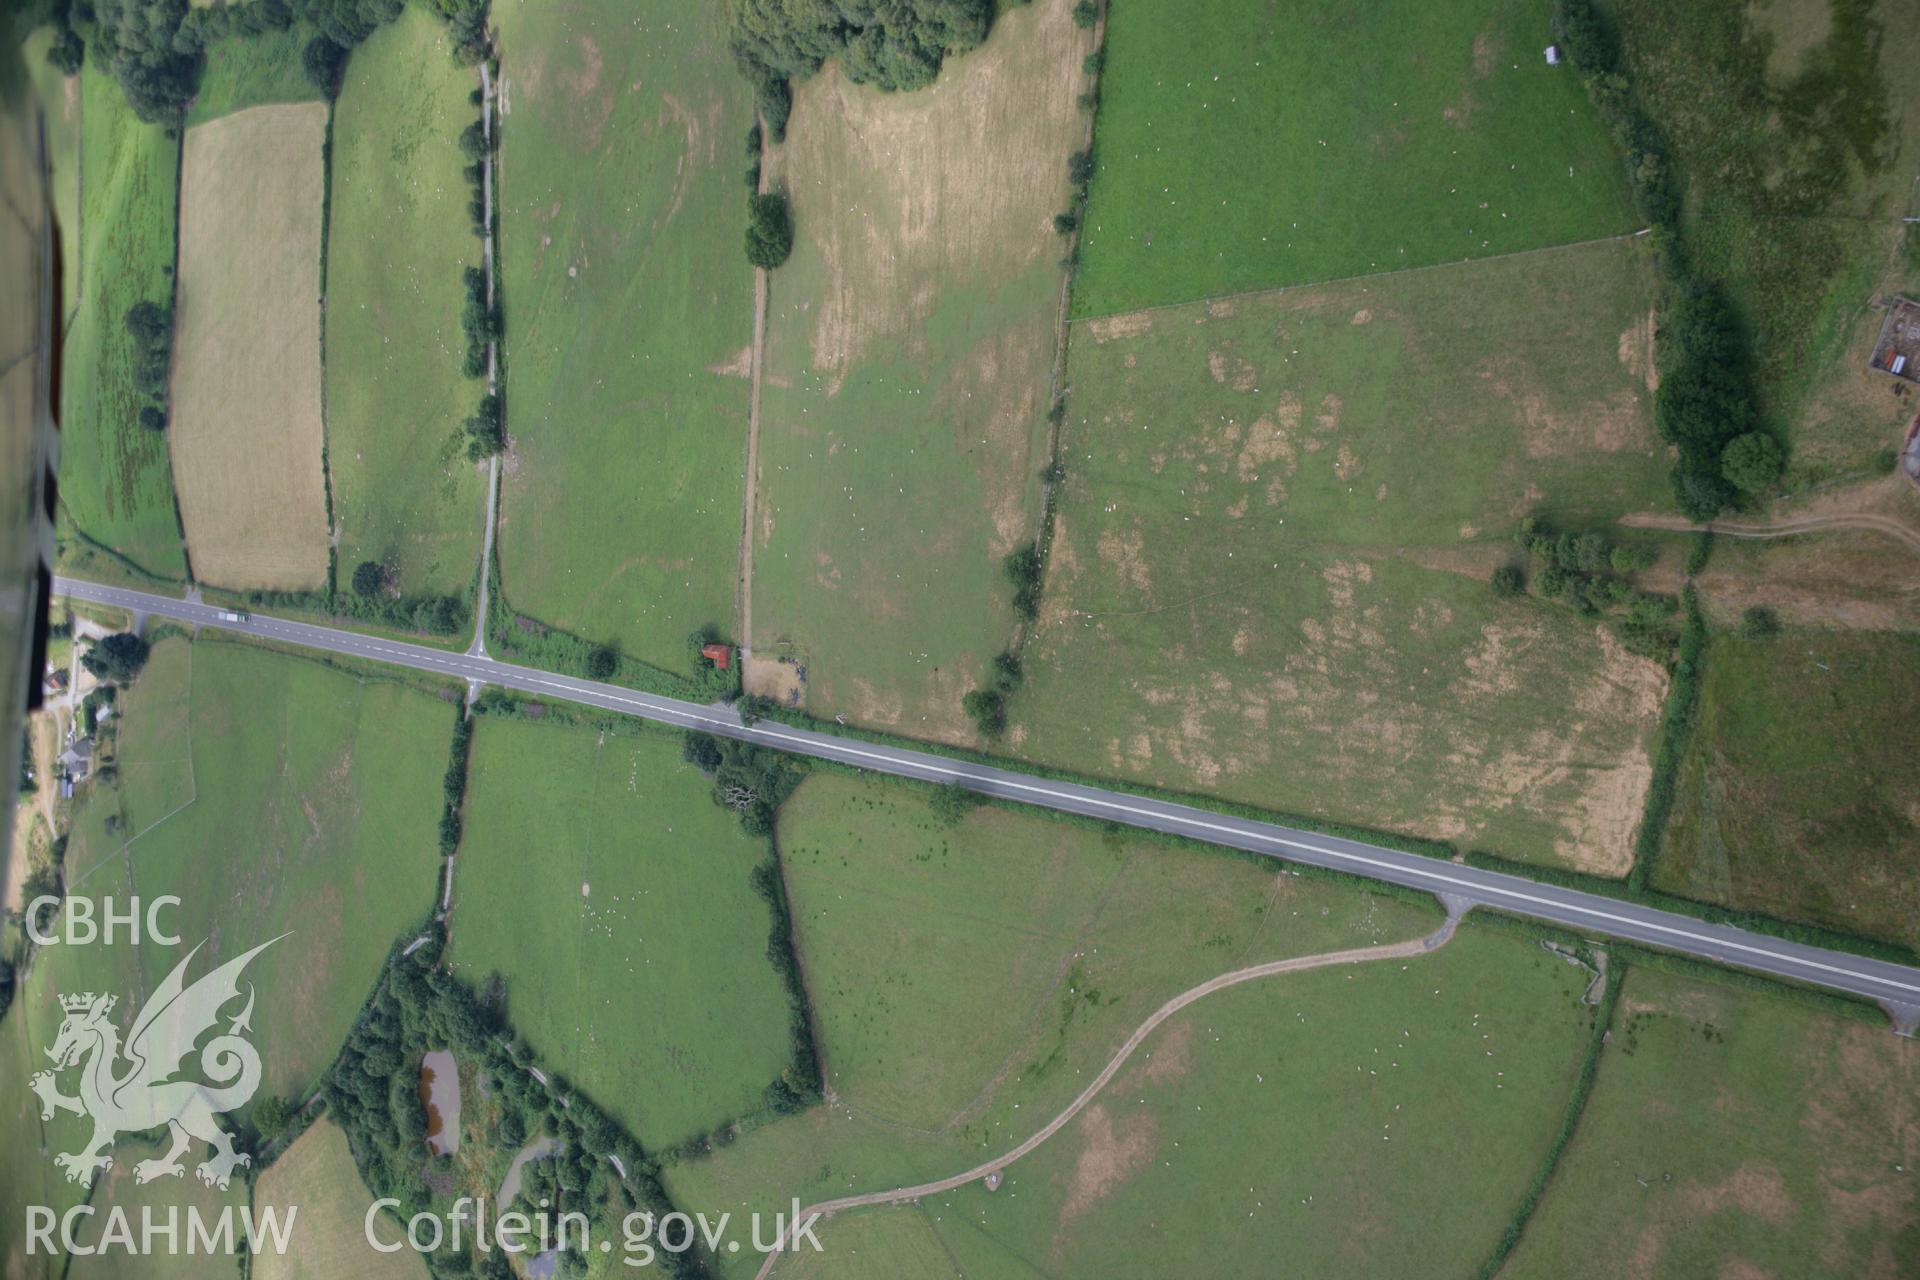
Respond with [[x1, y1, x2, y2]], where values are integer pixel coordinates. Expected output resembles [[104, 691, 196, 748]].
[[1067, 228, 1650, 328], [738, 263, 767, 655], [751, 911, 1461, 1277], [736, 114, 774, 658], [469, 59, 501, 661], [1619, 511, 1920, 560]]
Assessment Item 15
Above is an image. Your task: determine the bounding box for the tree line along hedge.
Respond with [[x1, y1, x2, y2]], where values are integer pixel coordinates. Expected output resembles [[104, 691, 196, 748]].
[[1553, 0, 1787, 518], [725, 0, 999, 139], [39, 0, 491, 122]]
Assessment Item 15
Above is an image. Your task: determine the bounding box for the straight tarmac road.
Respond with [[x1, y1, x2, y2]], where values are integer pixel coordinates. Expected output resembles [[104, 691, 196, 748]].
[[53, 576, 1920, 1027]]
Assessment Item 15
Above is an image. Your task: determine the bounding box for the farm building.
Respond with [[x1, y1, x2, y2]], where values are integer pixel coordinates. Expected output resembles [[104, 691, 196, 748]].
[[1867, 296, 1920, 383], [58, 738, 92, 783], [700, 643, 733, 671]]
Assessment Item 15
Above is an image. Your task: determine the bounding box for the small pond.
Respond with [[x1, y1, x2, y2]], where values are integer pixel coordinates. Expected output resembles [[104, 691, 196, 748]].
[[419, 1049, 461, 1156]]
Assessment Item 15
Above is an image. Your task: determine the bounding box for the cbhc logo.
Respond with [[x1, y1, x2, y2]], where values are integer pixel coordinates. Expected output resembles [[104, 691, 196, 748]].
[[26, 896, 182, 947]]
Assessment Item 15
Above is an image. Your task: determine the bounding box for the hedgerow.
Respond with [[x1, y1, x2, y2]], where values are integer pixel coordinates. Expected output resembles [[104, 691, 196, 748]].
[[1553, 0, 1786, 515], [1630, 585, 1706, 887], [725, 0, 995, 139], [749, 847, 823, 1115], [437, 710, 473, 856], [1473, 964, 1622, 1278]]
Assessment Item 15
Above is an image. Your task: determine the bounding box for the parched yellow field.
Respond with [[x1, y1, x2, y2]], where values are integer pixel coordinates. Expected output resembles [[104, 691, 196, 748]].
[[748, 0, 1094, 740], [1015, 240, 1677, 873], [252, 1120, 428, 1280], [170, 101, 330, 590]]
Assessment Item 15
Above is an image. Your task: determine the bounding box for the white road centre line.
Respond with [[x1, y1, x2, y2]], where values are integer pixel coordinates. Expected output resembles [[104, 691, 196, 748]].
[[47, 576, 1920, 1007]]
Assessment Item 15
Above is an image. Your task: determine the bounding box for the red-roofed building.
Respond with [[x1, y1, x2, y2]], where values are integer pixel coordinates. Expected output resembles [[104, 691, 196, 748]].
[[700, 642, 732, 671]]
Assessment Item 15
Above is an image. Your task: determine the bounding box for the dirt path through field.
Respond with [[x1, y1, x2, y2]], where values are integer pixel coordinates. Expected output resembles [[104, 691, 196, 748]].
[[469, 60, 501, 661], [1619, 510, 1920, 559], [753, 908, 1462, 1277], [736, 114, 773, 658], [738, 261, 767, 654], [1067, 228, 1650, 329]]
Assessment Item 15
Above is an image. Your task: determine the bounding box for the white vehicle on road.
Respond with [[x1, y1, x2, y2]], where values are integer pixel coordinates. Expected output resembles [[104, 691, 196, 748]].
[[215, 610, 248, 624]]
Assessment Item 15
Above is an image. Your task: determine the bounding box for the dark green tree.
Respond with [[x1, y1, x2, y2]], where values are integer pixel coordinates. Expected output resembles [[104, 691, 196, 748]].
[[745, 192, 794, 269], [252, 1095, 296, 1141], [1679, 535, 1711, 579], [726, 0, 994, 112], [81, 633, 150, 684], [1720, 432, 1784, 493], [301, 35, 351, 100], [739, 800, 775, 836], [465, 393, 505, 459], [124, 301, 169, 346], [1737, 605, 1779, 640], [46, 25, 84, 75], [352, 560, 388, 596], [963, 687, 1007, 737], [585, 646, 618, 681], [682, 732, 724, 772], [1003, 545, 1043, 619], [928, 781, 981, 826], [1672, 462, 1734, 522]]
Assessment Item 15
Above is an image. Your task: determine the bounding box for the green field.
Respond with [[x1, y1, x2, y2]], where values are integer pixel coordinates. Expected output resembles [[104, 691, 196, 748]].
[[783, 772, 1444, 1134], [253, 1120, 428, 1280], [775, 1208, 963, 1280], [57, 636, 455, 1099], [746, 0, 1091, 742], [62, 630, 195, 885], [1016, 240, 1673, 874], [1602, 0, 1920, 474], [1505, 965, 1918, 1277], [56, 65, 187, 583], [915, 924, 1595, 1279], [665, 770, 1444, 1277], [492, 0, 752, 671], [63, 1138, 249, 1280], [187, 22, 322, 126], [325, 8, 486, 599], [1069, 0, 1635, 315], [0, 921, 141, 1280], [0, 856, 213, 1279], [1656, 628, 1920, 949], [446, 714, 793, 1151], [1665, 514, 1920, 634]]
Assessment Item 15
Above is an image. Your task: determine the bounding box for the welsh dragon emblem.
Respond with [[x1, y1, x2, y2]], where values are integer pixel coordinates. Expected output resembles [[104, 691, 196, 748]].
[[29, 937, 281, 1190]]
